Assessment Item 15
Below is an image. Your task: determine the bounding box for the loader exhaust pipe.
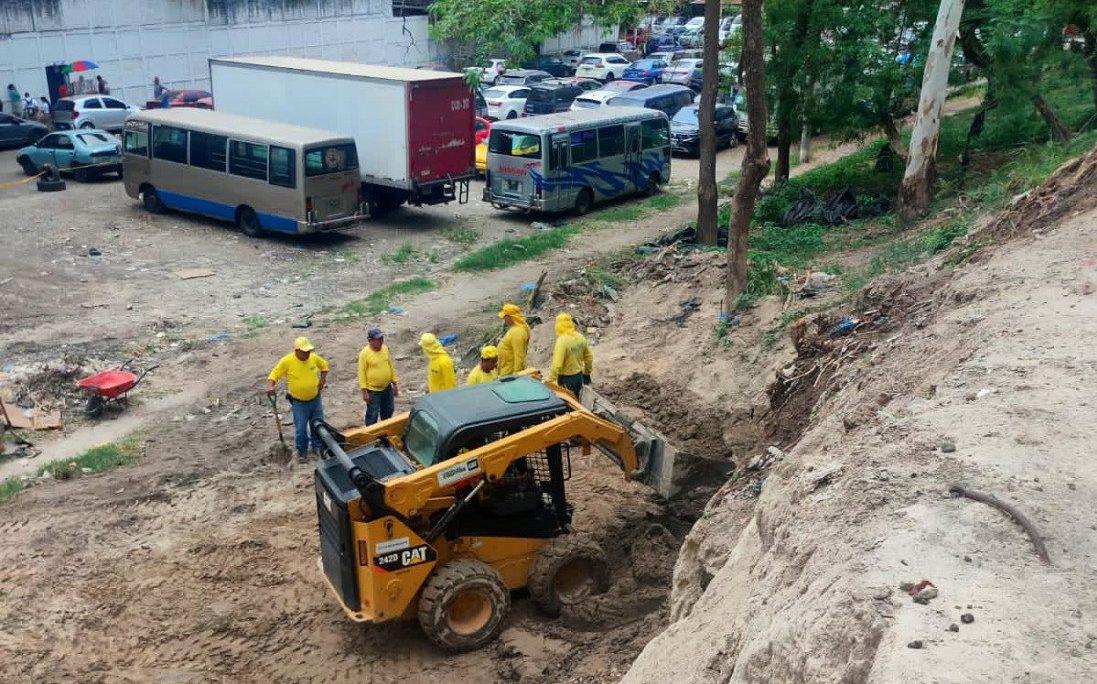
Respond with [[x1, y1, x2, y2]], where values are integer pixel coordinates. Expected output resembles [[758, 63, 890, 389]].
[[314, 421, 374, 499]]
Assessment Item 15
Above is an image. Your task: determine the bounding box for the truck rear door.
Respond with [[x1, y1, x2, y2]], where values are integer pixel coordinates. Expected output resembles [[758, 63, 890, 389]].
[[407, 81, 474, 186]]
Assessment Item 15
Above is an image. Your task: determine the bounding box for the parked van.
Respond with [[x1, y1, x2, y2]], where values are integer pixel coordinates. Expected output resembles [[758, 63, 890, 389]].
[[606, 84, 695, 119], [524, 83, 585, 116]]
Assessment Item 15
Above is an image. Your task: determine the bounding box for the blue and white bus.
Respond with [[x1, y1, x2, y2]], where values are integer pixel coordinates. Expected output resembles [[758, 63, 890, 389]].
[[483, 107, 671, 215]]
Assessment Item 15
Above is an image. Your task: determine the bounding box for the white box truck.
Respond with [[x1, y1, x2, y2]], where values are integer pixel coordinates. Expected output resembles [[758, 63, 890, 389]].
[[209, 56, 475, 215]]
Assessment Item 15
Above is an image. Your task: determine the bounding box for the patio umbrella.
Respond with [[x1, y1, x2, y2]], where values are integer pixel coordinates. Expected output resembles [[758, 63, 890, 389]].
[[64, 60, 98, 73]]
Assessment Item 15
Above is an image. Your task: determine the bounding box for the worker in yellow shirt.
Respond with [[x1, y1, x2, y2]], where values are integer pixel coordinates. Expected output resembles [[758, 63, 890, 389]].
[[266, 337, 329, 463], [466, 345, 499, 385], [357, 327, 399, 425], [419, 333, 456, 393], [496, 303, 530, 377], [547, 313, 593, 399]]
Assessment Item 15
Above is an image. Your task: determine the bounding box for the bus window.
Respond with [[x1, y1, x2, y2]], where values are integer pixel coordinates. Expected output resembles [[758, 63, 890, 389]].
[[190, 131, 227, 172], [304, 143, 359, 176], [641, 119, 670, 149], [229, 140, 268, 180], [570, 129, 597, 163], [549, 135, 568, 170], [152, 125, 187, 164], [124, 129, 148, 157], [598, 125, 624, 158], [488, 130, 542, 158], [269, 146, 296, 188]]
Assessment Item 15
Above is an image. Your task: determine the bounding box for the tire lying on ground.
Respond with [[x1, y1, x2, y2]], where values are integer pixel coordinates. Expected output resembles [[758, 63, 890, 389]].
[[36, 177, 66, 192], [528, 536, 610, 617], [418, 559, 510, 652]]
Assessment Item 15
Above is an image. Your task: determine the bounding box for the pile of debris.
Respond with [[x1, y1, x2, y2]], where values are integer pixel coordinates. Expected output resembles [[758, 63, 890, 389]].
[[781, 187, 891, 227]]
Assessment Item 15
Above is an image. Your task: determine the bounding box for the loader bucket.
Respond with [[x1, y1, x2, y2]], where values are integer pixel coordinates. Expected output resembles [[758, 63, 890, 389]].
[[580, 387, 678, 499]]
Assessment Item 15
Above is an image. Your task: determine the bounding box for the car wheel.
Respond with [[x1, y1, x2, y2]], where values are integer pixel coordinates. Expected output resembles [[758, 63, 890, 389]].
[[142, 186, 164, 214], [574, 188, 593, 216], [18, 156, 37, 177], [79, 121, 95, 130], [74, 166, 91, 183], [605, 72, 615, 82], [237, 206, 263, 238], [644, 172, 660, 197], [506, 110, 517, 119]]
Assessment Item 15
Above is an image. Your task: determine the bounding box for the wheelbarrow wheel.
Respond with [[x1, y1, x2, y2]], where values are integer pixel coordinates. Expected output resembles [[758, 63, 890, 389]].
[[84, 395, 106, 418]]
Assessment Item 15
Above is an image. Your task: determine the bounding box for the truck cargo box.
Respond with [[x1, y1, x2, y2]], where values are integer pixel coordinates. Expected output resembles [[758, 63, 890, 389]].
[[209, 56, 474, 210]]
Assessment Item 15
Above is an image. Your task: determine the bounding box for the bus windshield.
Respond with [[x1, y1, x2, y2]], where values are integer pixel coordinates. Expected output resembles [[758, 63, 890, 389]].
[[305, 143, 359, 176], [488, 130, 542, 159]]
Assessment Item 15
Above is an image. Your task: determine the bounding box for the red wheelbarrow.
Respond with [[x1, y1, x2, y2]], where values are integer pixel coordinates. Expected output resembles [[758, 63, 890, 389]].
[[76, 360, 159, 418]]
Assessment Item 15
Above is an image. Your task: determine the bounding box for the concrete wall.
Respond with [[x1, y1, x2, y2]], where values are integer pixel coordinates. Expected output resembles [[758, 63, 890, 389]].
[[0, 0, 430, 106], [541, 19, 617, 54]]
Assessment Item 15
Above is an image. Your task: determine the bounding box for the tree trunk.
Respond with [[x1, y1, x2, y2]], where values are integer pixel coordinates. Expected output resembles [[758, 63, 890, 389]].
[[1032, 94, 1072, 143], [799, 117, 811, 164], [726, 0, 770, 306], [773, 1, 813, 183], [881, 114, 908, 163], [695, 0, 723, 246], [775, 113, 792, 182], [897, 0, 966, 223]]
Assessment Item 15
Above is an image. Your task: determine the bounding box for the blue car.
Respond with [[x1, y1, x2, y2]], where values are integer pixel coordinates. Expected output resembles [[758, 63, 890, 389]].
[[16, 129, 123, 181], [623, 58, 669, 85]]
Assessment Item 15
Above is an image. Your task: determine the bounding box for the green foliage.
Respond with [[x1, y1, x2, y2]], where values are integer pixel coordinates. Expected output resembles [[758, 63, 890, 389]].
[[442, 225, 481, 246], [0, 477, 25, 505], [594, 205, 643, 223], [455, 225, 580, 271], [753, 183, 801, 225], [241, 316, 268, 331], [645, 194, 682, 211], [922, 218, 970, 254], [341, 278, 435, 317], [337, 249, 360, 264], [382, 241, 418, 265]]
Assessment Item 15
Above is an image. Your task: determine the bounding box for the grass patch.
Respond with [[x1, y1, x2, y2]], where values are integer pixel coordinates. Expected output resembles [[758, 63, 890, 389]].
[[593, 205, 644, 222], [645, 193, 682, 211], [242, 316, 268, 331], [341, 277, 435, 317], [337, 249, 360, 264], [382, 241, 418, 265], [0, 478, 25, 506], [441, 225, 480, 246], [0, 435, 145, 506], [455, 225, 581, 272]]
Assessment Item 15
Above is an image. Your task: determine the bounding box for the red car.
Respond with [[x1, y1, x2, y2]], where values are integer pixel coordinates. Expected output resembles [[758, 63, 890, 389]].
[[474, 116, 490, 145]]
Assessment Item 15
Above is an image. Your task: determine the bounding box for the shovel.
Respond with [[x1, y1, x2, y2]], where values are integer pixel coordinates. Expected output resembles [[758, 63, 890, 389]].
[[267, 394, 291, 459]]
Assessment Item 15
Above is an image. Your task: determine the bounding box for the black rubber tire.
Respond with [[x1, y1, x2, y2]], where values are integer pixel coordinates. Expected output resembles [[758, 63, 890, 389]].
[[605, 73, 616, 82], [574, 188, 593, 216], [79, 121, 95, 130], [74, 166, 91, 183], [417, 559, 510, 652], [644, 172, 661, 197], [37, 177, 66, 192], [142, 186, 163, 213], [506, 110, 517, 119], [18, 156, 36, 177], [528, 536, 609, 618], [84, 395, 105, 418], [238, 206, 263, 237]]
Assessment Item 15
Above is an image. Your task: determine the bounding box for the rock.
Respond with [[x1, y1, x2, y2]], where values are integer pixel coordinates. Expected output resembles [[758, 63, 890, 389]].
[[940, 441, 956, 453], [963, 555, 972, 562], [88, 247, 101, 256], [961, 613, 975, 624], [964, 392, 978, 402], [907, 640, 924, 649], [913, 586, 939, 604], [530, 221, 552, 230], [899, 581, 916, 593], [948, 624, 959, 632]]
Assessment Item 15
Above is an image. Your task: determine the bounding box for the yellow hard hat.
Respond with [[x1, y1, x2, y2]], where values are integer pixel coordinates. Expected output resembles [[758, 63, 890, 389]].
[[497, 303, 522, 319], [480, 345, 498, 359], [293, 336, 315, 352]]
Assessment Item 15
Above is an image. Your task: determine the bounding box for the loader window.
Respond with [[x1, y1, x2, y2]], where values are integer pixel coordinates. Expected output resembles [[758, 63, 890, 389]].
[[405, 411, 441, 467]]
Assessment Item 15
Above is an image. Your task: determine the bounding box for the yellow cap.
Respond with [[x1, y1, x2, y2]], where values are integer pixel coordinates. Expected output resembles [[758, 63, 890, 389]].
[[480, 345, 498, 359], [293, 336, 315, 352], [497, 303, 522, 319]]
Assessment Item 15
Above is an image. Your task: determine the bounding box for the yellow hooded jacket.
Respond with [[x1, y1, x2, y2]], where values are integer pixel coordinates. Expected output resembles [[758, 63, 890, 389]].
[[496, 304, 530, 377], [467, 345, 499, 385], [419, 333, 456, 393], [548, 313, 593, 382]]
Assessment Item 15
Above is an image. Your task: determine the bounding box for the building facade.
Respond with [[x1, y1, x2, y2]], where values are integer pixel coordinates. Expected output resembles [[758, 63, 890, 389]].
[[0, 0, 431, 105]]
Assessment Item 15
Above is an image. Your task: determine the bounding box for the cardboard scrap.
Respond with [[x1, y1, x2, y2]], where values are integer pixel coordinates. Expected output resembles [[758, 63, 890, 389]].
[[173, 268, 215, 280], [1, 401, 61, 430]]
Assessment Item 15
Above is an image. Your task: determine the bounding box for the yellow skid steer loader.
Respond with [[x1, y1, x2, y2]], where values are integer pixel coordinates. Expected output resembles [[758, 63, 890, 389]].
[[312, 375, 676, 651]]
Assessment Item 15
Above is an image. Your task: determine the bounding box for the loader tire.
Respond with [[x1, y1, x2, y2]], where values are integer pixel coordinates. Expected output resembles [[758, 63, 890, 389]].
[[418, 559, 510, 652], [528, 536, 609, 617]]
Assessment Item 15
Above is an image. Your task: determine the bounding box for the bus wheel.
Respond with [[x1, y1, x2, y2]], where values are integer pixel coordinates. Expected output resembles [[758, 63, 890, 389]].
[[644, 172, 660, 197], [142, 186, 164, 214], [238, 207, 263, 237], [574, 188, 593, 216]]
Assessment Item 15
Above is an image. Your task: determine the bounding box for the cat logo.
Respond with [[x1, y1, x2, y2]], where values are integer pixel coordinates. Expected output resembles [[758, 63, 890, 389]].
[[372, 543, 437, 573]]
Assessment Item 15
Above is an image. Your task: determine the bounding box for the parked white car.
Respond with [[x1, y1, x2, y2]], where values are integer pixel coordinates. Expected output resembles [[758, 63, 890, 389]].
[[471, 59, 507, 85], [52, 95, 141, 132], [568, 89, 621, 111], [662, 58, 704, 85], [719, 15, 741, 43], [575, 53, 632, 82], [560, 49, 585, 70], [483, 85, 531, 120]]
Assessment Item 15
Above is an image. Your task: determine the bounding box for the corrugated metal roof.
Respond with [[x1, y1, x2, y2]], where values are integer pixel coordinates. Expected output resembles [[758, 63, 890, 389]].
[[210, 56, 465, 83], [488, 106, 667, 134], [128, 108, 351, 146]]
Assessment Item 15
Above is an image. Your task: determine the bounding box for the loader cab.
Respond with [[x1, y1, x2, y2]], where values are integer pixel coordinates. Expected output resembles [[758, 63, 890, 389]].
[[404, 376, 569, 467]]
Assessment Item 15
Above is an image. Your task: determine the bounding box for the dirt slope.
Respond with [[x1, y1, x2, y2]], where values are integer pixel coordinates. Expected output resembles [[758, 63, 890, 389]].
[[622, 150, 1097, 682]]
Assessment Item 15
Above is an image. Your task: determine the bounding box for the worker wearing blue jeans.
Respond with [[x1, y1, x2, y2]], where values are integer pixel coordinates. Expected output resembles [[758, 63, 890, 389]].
[[267, 337, 329, 463]]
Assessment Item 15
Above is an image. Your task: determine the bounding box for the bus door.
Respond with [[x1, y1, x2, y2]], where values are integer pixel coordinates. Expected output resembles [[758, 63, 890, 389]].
[[624, 123, 643, 190], [547, 133, 570, 210]]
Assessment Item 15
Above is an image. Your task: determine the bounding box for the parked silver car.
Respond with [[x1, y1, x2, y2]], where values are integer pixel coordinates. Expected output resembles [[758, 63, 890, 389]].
[[52, 95, 141, 132]]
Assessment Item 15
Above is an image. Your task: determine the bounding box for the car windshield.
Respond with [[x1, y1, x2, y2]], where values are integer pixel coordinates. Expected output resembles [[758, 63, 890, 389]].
[[528, 88, 557, 102], [488, 129, 542, 158], [673, 108, 700, 124], [497, 75, 527, 84], [54, 100, 75, 112], [573, 98, 601, 109], [632, 60, 656, 70], [579, 57, 602, 65], [77, 133, 111, 145], [404, 411, 440, 467], [304, 143, 359, 176]]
